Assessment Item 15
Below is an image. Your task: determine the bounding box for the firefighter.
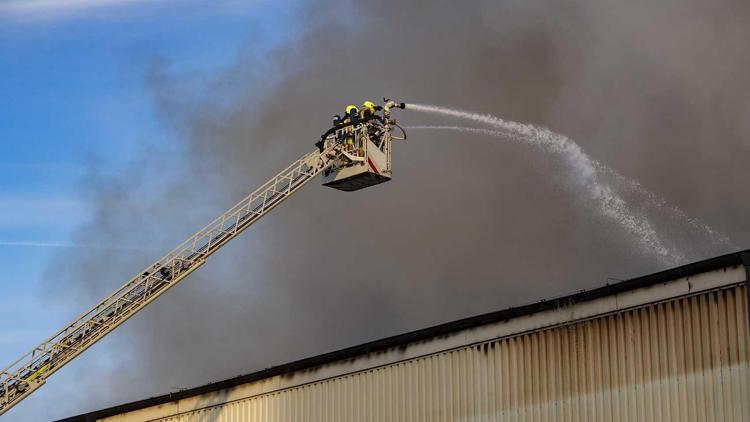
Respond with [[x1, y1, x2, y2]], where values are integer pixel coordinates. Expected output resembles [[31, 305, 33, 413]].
[[332, 114, 343, 127], [360, 100, 377, 119], [344, 104, 359, 123], [341, 105, 358, 152]]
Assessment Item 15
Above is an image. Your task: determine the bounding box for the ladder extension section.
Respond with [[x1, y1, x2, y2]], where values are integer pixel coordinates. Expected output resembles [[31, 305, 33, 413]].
[[0, 148, 336, 415]]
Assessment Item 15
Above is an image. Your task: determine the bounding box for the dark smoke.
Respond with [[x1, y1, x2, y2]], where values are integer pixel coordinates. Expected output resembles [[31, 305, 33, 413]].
[[33, 0, 750, 419]]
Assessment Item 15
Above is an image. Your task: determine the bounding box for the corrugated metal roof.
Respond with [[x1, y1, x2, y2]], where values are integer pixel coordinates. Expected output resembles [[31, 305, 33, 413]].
[[58, 249, 750, 422]]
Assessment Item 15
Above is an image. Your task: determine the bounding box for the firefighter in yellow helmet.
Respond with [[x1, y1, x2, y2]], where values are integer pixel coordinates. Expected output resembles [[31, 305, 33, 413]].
[[344, 104, 359, 123], [342, 104, 359, 151], [360, 100, 376, 119]]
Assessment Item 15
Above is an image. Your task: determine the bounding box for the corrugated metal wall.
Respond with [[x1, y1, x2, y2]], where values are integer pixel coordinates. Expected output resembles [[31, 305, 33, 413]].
[[151, 285, 750, 422]]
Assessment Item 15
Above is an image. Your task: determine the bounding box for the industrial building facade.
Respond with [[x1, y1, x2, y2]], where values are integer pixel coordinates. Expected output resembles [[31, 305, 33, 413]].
[[63, 251, 750, 421]]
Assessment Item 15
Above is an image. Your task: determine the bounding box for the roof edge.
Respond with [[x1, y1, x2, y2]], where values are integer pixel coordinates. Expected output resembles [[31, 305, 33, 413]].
[[57, 249, 749, 422]]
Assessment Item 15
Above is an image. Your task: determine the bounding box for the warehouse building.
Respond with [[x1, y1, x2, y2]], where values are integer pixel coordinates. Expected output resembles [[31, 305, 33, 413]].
[[62, 250, 750, 421]]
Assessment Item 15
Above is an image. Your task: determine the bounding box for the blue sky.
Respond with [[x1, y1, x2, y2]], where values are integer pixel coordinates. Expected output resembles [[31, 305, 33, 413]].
[[0, 0, 298, 413]]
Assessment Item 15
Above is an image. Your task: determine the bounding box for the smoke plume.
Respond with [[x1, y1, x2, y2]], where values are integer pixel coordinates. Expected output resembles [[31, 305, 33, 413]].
[[33, 0, 750, 418]]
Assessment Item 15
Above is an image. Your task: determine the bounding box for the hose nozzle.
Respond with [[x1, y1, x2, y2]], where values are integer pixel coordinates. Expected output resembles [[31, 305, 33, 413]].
[[383, 100, 406, 113]]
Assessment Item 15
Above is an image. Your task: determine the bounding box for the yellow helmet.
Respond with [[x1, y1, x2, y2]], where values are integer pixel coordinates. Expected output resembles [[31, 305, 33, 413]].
[[362, 100, 375, 111], [345, 104, 359, 114]]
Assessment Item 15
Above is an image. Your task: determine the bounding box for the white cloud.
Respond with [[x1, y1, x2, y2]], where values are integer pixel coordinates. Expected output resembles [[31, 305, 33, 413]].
[[0, 0, 259, 20], [0, 0, 149, 14], [0, 0, 158, 21]]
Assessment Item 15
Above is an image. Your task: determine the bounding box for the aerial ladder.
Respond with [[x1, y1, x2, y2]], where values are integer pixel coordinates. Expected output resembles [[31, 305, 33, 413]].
[[0, 100, 407, 416]]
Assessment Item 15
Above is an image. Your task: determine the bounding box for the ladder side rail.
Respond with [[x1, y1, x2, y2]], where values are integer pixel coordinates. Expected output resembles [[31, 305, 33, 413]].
[[1, 148, 328, 372], [0, 148, 332, 408], [0, 148, 328, 385], [1, 147, 327, 373], [37, 148, 326, 348], [0, 148, 336, 415]]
